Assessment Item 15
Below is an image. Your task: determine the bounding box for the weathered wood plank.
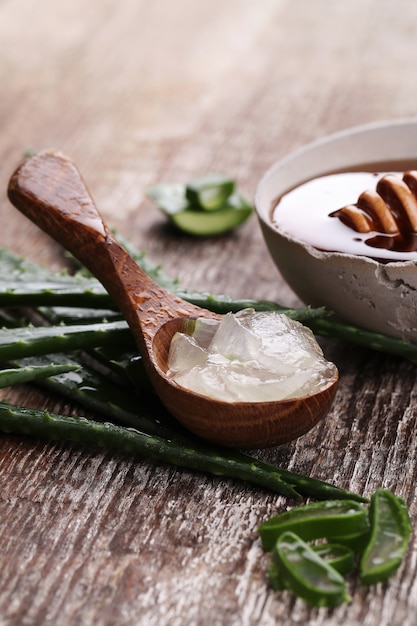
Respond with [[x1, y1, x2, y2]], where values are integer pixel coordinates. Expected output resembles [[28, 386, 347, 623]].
[[0, 1, 417, 624]]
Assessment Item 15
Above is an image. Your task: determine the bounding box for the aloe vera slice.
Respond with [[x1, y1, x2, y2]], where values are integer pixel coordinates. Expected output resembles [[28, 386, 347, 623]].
[[268, 542, 355, 592], [171, 194, 252, 236], [312, 543, 356, 575], [258, 500, 369, 551], [185, 174, 235, 211], [272, 531, 350, 607], [360, 488, 412, 585]]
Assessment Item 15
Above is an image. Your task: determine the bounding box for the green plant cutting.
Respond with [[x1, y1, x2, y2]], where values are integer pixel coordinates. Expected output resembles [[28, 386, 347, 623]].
[[147, 173, 253, 235], [259, 489, 411, 607]]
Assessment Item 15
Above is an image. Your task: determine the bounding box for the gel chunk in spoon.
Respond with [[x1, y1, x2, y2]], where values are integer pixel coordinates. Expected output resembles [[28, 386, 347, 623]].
[[168, 309, 336, 403]]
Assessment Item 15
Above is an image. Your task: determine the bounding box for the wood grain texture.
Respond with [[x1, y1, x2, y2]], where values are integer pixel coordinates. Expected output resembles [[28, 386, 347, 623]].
[[1, 1, 417, 624]]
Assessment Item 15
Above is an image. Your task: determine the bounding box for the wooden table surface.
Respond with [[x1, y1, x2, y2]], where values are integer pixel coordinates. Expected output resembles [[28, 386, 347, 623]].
[[1, 1, 417, 624]]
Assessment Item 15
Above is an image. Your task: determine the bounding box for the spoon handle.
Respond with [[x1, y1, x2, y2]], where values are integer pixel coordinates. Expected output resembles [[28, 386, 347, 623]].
[[7, 150, 202, 352]]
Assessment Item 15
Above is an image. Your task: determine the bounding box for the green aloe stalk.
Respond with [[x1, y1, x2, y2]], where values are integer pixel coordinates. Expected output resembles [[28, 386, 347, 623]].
[[0, 363, 79, 387], [0, 320, 132, 361], [0, 400, 365, 502]]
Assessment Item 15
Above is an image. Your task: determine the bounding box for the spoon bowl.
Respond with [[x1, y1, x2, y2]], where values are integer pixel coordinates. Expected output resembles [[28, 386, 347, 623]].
[[7, 150, 338, 448]]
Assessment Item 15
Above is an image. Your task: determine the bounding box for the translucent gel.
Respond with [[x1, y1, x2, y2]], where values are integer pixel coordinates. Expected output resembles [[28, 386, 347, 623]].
[[167, 309, 336, 403]]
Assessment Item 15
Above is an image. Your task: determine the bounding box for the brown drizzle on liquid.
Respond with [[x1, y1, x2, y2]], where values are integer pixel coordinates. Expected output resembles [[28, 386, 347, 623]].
[[330, 171, 417, 253]]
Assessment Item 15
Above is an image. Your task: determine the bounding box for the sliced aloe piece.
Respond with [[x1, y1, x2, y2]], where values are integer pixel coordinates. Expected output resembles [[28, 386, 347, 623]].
[[312, 543, 356, 575], [258, 499, 369, 551], [186, 174, 235, 211], [360, 488, 412, 585], [272, 531, 350, 607], [171, 194, 252, 236]]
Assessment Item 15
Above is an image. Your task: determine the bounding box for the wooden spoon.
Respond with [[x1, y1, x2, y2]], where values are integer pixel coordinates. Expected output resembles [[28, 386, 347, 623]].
[[7, 150, 338, 448]]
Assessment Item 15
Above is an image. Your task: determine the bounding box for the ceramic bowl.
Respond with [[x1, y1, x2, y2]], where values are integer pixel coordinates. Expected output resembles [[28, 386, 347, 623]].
[[255, 119, 417, 340]]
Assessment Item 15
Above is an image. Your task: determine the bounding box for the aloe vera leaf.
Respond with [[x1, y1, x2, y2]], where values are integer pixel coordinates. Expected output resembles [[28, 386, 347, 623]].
[[0, 399, 367, 501], [0, 363, 79, 387], [307, 318, 417, 362], [0, 400, 299, 497], [0, 320, 132, 361], [175, 290, 327, 319], [34, 300, 136, 384], [10, 353, 175, 436], [0, 280, 111, 308], [0, 246, 109, 288], [0, 273, 324, 323], [37, 304, 140, 388], [0, 246, 324, 321], [38, 306, 122, 324], [0, 280, 326, 323]]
